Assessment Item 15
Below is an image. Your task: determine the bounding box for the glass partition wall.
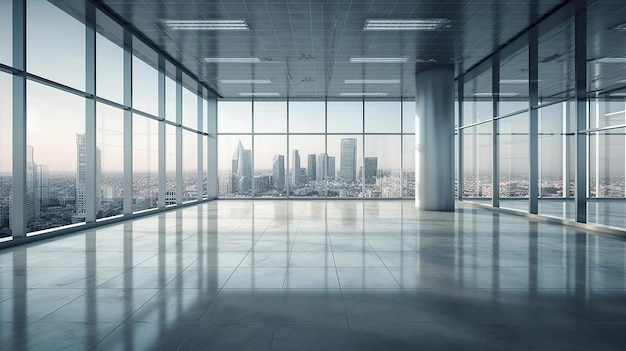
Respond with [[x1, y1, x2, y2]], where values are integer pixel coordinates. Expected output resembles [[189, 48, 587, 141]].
[[217, 99, 415, 199], [0, 1, 215, 242]]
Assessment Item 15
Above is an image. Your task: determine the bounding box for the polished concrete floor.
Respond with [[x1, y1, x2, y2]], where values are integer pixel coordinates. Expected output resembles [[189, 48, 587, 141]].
[[1, 200, 626, 350], [470, 198, 626, 229]]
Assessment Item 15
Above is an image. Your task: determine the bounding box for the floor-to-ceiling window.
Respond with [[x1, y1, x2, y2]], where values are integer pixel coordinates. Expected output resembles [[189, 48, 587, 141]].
[[289, 101, 326, 198], [0, 72, 11, 240], [217, 99, 414, 199], [26, 81, 85, 231], [458, 3, 626, 233], [96, 103, 124, 219], [0, 0, 215, 243], [217, 101, 252, 197]]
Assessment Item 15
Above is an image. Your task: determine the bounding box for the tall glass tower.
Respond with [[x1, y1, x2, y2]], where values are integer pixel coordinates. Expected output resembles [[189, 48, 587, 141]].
[[340, 138, 357, 181], [291, 150, 301, 187], [232, 141, 252, 194], [272, 155, 285, 190]]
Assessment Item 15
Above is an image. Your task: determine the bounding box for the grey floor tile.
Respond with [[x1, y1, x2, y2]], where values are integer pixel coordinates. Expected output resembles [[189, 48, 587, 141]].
[[271, 323, 352, 351], [0, 321, 118, 351], [2, 200, 626, 350], [92, 322, 195, 351], [178, 323, 274, 351]]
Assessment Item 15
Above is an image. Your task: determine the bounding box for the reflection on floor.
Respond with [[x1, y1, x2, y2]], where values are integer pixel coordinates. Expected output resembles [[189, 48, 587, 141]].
[[1, 200, 626, 350], [468, 198, 626, 229]]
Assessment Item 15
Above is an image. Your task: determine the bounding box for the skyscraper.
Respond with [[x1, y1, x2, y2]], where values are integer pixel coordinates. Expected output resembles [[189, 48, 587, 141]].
[[364, 157, 378, 184], [340, 138, 357, 181], [328, 156, 336, 180], [291, 149, 301, 187], [76, 133, 103, 219], [25, 146, 40, 228], [307, 154, 316, 182], [76, 134, 87, 217], [232, 140, 252, 194], [272, 154, 285, 190], [317, 153, 327, 180]]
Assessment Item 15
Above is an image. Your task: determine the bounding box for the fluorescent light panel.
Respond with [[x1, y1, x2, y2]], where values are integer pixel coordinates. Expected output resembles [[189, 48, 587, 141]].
[[473, 92, 519, 97], [350, 57, 409, 63], [220, 79, 272, 84], [238, 92, 280, 97], [364, 19, 450, 30], [500, 79, 528, 84], [162, 19, 248, 30], [610, 93, 626, 97], [595, 57, 626, 63], [610, 23, 626, 30], [344, 79, 400, 84], [340, 93, 388, 97], [203, 57, 261, 63]]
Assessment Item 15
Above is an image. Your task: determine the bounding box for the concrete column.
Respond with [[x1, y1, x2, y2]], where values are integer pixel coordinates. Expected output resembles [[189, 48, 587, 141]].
[[415, 67, 455, 211]]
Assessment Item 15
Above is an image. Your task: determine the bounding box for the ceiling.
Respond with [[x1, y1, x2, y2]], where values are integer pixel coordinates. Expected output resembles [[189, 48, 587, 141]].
[[53, 0, 625, 100], [91, 0, 571, 99]]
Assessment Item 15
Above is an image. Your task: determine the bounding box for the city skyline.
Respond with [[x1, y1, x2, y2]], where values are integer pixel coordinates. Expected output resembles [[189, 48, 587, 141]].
[[223, 138, 405, 197]]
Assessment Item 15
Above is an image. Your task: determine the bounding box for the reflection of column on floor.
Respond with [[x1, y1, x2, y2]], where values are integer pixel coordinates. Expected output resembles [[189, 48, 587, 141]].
[[123, 221, 134, 350], [86, 233, 97, 346], [492, 213, 500, 290], [528, 222, 538, 292], [207, 205, 218, 289], [13, 250, 27, 349], [573, 232, 587, 301]]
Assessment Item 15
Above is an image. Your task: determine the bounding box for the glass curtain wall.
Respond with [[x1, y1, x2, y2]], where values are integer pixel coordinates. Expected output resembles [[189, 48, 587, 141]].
[[458, 6, 626, 233], [0, 73, 11, 240], [217, 99, 415, 198], [461, 70, 493, 203], [0, 0, 213, 241], [588, 100, 626, 228], [96, 103, 124, 219], [0, 0, 11, 66]]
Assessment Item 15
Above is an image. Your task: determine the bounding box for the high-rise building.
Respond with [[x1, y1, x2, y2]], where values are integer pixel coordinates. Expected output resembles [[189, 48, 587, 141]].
[[340, 138, 357, 181], [25, 146, 40, 229], [76, 134, 87, 217], [307, 154, 316, 182], [291, 149, 301, 187], [317, 153, 327, 180], [37, 165, 49, 207], [232, 140, 252, 194], [255, 175, 271, 194], [272, 155, 285, 190], [76, 133, 102, 218], [328, 156, 336, 180], [364, 157, 378, 184]]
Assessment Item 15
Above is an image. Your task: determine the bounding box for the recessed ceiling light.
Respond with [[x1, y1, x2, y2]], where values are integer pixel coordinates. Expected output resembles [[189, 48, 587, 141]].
[[349, 57, 409, 63], [416, 58, 438, 63], [340, 93, 389, 97], [162, 19, 249, 30], [344, 79, 400, 84], [610, 23, 626, 30], [238, 93, 280, 97], [594, 57, 626, 63], [203, 57, 261, 63], [220, 79, 272, 84], [500, 79, 528, 84], [473, 93, 519, 97], [364, 19, 451, 30]]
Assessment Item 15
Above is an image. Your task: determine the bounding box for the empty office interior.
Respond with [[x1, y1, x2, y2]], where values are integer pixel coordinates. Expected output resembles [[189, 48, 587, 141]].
[[2, 0, 626, 350]]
